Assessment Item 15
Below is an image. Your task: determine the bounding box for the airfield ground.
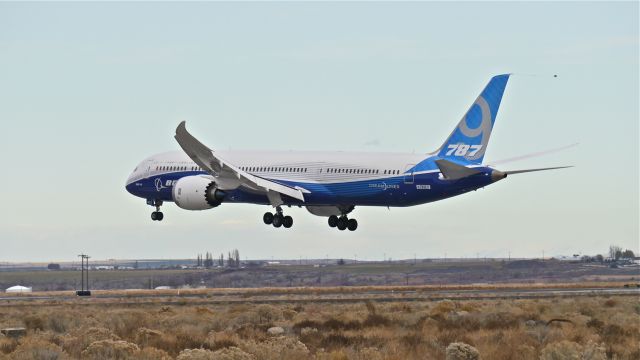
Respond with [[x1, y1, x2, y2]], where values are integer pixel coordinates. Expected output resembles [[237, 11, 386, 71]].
[[1, 259, 638, 291], [0, 261, 638, 359], [0, 284, 638, 359]]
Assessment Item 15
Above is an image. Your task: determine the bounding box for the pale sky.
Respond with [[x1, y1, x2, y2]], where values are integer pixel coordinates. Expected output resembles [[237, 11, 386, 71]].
[[0, 2, 637, 262]]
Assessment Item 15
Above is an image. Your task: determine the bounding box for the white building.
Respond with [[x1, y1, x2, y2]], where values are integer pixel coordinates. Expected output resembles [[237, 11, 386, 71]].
[[6, 285, 32, 293]]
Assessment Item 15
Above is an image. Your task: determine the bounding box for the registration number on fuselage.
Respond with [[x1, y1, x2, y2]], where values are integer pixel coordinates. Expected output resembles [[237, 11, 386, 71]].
[[416, 185, 431, 190]]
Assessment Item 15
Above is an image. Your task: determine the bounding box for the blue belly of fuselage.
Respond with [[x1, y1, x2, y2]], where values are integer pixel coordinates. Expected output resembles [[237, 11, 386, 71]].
[[126, 170, 494, 208]]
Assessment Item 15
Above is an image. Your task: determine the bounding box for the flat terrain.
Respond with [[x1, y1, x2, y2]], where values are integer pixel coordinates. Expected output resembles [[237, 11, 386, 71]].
[[1, 259, 638, 291], [1, 261, 638, 359], [0, 284, 638, 359]]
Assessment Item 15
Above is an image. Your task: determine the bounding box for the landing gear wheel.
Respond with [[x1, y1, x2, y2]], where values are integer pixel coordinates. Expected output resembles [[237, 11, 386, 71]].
[[337, 216, 348, 231], [151, 211, 164, 221], [347, 218, 358, 231], [328, 215, 338, 228], [149, 199, 163, 222], [283, 216, 293, 228], [272, 214, 283, 228], [263, 212, 274, 225]]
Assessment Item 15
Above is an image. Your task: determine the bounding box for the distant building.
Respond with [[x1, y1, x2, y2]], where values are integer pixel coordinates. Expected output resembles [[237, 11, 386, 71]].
[[6, 285, 32, 293], [94, 266, 115, 270]]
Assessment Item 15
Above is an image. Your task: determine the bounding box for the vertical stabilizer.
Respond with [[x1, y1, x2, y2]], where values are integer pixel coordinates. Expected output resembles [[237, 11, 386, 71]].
[[436, 74, 510, 164]]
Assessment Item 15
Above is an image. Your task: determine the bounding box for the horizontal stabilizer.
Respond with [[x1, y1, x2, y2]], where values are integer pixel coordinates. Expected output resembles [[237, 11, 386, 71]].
[[504, 166, 573, 175], [435, 159, 482, 180]]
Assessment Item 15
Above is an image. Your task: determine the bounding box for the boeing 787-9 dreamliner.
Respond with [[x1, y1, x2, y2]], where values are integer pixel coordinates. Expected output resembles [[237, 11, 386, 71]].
[[125, 74, 571, 231]]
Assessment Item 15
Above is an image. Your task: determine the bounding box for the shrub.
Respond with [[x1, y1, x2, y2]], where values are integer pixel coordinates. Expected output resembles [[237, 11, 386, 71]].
[[241, 336, 309, 360], [7, 338, 68, 360], [61, 326, 120, 357], [135, 327, 164, 347], [81, 340, 139, 359], [431, 300, 456, 317], [445, 342, 479, 360], [586, 318, 604, 330], [23, 314, 45, 331], [362, 313, 391, 327], [177, 347, 255, 360], [205, 331, 240, 351], [482, 312, 519, 330], [539, 340, 606, 360], [177, 348, 218, 360], [0, 336, 18, 354], [136, 347, 172, 360], [292, 320, 322, 333]]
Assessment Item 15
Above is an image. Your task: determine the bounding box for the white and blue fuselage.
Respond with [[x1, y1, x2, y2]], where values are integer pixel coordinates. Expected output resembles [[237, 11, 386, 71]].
[[125, 149, 498, 208]]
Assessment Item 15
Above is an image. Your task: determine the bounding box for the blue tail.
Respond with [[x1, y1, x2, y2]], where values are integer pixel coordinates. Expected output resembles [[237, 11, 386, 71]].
[[436, 74, 510, 164]]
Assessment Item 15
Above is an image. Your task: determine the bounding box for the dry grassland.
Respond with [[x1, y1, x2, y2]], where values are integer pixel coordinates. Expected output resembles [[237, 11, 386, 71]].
[[0, 281, 632, 300], [0, 294, 638, 359]]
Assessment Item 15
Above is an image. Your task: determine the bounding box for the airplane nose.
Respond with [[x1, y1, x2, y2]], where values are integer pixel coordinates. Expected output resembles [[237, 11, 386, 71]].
[[125, 174, 136, 195]]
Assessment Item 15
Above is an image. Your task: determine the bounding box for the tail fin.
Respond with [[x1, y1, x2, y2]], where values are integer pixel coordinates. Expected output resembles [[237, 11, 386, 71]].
[[436, 74, 510, 164]]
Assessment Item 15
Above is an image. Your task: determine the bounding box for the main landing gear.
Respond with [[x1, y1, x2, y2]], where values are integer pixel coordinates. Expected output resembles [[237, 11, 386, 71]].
[[149, 199, 164, 221], [263, 206, 293, 229], [328, 215, 358, 231]]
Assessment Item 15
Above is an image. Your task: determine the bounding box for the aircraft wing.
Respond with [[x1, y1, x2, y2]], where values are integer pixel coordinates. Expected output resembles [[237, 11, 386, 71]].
[[174, 121, 306, 203]]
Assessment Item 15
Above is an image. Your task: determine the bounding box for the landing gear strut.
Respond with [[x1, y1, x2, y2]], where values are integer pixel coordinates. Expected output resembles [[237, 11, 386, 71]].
[[328, 213, 358, 231], [263, 206, 293, 229], [149, 199, 164, 221]]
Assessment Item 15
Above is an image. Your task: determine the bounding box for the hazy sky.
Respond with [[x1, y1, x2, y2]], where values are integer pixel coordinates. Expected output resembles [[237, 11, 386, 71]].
[[0, 2, 637, 262]]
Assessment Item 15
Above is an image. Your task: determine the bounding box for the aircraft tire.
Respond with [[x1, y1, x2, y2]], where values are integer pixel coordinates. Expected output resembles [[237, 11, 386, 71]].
[[151, 212, 157, 221], [347, 218, 357, 231], [337, 217, 348, 231], [272, 214, 283, 228], [263, 212, 274, 225], [283, 216, 293, 228], [328, 215, 338, 227], [156, 212, 164, 221]]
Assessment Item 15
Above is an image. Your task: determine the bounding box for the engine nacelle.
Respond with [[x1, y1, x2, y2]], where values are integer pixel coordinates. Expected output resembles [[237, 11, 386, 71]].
[[172, 176, 226, 210]]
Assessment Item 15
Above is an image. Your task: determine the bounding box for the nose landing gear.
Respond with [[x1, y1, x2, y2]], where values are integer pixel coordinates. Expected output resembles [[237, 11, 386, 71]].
[[148, 199, 164, 221]]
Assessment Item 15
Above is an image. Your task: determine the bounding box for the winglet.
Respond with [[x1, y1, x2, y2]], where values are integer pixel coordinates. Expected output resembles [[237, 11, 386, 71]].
[[174, 121, 306, 202]]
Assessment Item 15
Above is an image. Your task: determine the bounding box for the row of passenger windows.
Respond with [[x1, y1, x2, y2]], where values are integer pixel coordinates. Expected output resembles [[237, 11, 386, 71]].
[[156, 164, 401, 176], [240, 166, 308, 173], [324, 168, 400, 175], [156, 165, 202, 172]]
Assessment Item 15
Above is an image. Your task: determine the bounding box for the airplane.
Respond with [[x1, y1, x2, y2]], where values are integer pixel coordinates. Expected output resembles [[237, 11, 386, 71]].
[[125, 74, 571, 231]]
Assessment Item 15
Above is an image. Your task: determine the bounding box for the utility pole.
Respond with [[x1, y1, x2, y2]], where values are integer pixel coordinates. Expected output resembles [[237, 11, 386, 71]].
[[76, 254, 91, 296]]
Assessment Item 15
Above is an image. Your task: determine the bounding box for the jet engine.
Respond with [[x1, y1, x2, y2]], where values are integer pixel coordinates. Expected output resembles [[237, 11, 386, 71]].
[[172, 176, 226, 210]]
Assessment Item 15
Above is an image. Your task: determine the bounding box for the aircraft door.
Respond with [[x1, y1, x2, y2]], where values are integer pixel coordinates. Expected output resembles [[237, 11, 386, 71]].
[[403, 164, 416, 184]]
